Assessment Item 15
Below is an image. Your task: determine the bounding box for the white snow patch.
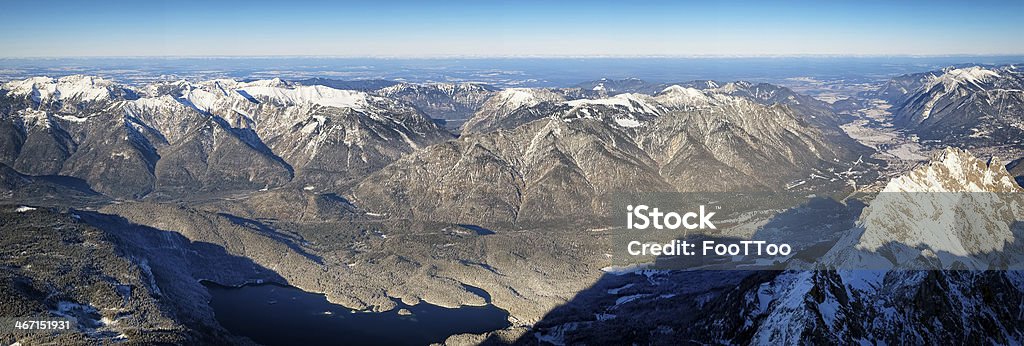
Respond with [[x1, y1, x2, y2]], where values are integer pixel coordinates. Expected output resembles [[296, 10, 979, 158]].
[[614, 294, 644, 306], [607, 283, 634, 295], [2, 75, 120, 104], [565, 93, 661, 115], [614, 117, 641, 128], [601, 263, 651, 274], [240, 85, 369, 110]]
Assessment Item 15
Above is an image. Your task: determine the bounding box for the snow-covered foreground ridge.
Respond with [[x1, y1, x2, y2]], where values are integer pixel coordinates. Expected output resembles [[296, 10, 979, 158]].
[[828, 147, 1024, 270], [745, 148, 1024, 344]]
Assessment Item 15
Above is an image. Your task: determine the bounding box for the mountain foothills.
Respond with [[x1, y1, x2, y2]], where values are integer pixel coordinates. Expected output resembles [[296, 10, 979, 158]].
[[1, 64, 1024, 345]]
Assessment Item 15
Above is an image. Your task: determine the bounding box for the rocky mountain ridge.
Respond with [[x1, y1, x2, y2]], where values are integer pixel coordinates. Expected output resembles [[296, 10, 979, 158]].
[[0, 75, 452, 198], [875, 64, 1024, 146], [354, 84, 871, 228]]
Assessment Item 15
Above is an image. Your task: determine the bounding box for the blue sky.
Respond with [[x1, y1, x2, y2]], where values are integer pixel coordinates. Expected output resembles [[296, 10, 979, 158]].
[[1, 0, 1022, 57]]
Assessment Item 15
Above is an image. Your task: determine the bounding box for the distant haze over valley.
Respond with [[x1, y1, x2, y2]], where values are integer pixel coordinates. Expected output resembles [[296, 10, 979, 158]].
[[2, 56, 1023, 89]]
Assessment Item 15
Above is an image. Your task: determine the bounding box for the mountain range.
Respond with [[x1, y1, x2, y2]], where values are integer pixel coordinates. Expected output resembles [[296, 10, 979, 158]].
[[3, 67, 1024, 345], [874, 64, 1024, 146], [0, 76, 451, 199], [0, 75, 868, 208], [356, 84, 869, 228]]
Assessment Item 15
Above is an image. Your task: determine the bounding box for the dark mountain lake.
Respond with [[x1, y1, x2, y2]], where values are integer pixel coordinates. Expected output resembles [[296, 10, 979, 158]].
[[202, 281, 510, 345]]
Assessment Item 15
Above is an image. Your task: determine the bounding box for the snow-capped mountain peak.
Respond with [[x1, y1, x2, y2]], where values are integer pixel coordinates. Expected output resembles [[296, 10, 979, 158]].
[[179, 85, 223, 112], [714, 81, 753, 93], [660, 84, 703, 95], [487, 88, 564, 112], [915, 66, 1003, 119], [882, 147, 1020, 193], [138, 78, 373, 112], [238, 84, 370, 110], [241, 77, 290, 88], [565, 93, 662, 115], [460, 88, 565, 133], [654, 85, 712, 108], [926, 66, 1001, 92], [833, 147, 1024, 266], [882, 63, 1024, 145], [2, 75, 130, 105]]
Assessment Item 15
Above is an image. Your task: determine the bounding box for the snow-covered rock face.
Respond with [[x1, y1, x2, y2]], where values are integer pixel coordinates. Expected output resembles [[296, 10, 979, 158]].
[[142, 78, 372, 113], [837, 147, 1024, 266], [373, 82, 496, 125], [565, 92, 661, 114], [485, 88, 565, 114], [2, 75, 136, 111], [238, 85, 370, 110], [917, 66, 1003, 119], [377, 82, 492, 98], [461, 88, 567, 133], [882, 147, 1021, 193], [463, 79, 847, 136], [714, 81, 753, 93], [3, 75, 115, 102], [464, 88, 669, 133], [925, 66, 1002, 93], [654, 85, 711, 108], [561, 93, 665, 129], [557, 84, 790, 131], [560, 88, 763, 129], [725, 148, 1024, 345]]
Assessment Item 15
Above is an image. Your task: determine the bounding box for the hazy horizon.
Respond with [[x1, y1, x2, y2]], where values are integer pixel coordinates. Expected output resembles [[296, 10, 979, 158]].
[[2, 0, 1022, 58], [4, 54, 1024, 59], [3, 55, 1022, 90]]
